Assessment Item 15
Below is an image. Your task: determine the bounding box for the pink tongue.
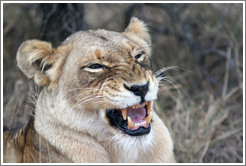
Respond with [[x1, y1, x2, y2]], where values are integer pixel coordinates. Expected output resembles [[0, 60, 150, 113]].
[[127, 107, 146, 124]]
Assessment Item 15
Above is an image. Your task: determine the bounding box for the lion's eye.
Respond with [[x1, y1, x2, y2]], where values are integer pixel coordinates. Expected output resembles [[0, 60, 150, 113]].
[[135, 53, 146, 62], [88, 63, 105, 69], [135, 54, 142, 59], [83, 63, 106, 72]]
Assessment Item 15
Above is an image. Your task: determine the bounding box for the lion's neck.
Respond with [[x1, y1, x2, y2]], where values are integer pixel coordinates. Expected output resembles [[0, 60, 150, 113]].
[[34, 90, 97, 162], [34, 89, 155, 163]]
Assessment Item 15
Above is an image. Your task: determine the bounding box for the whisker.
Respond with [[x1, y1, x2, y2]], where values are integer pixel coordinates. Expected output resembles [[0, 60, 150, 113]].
[[67, 87, 102, 92], [76, 90, 103, 98], [71, 95, 105, 110], [154, 66, 178, 77], [79, 96, 105, 105], [159, 78, 182, 98], [72, 89, 104, 99], [77, 94, 104, 103], [157, 75, 175, 82], [157, 76, 165, 82], [61, 87, 104, 99]]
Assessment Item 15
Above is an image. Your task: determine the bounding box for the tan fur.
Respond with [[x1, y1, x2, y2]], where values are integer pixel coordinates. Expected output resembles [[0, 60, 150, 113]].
[[3, 17, 176, 163]]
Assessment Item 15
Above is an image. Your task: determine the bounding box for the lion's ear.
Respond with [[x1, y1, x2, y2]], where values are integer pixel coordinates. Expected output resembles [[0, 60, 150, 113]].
[[124, 17, 151, 44], [17, 40, 60, 87]]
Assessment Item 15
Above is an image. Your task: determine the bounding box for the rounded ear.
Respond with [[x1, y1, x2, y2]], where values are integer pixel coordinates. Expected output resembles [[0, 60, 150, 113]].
[[124, 17, 151, 44], [17, 40, 56, 87]]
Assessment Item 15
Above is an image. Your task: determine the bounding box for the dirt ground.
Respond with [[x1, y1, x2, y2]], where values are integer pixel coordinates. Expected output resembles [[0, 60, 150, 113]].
[[2, 3, 244, 163]]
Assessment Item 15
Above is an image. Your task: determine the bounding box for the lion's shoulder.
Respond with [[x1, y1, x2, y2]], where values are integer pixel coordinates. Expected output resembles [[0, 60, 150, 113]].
[[3, 118, 32, 162], [3, 117, 71, 163]]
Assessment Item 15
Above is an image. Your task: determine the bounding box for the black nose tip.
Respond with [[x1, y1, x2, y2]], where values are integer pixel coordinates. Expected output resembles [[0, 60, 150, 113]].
[[124, 82, 149, 98]]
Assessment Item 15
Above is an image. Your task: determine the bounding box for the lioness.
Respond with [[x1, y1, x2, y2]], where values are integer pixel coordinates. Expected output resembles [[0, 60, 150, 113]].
[[3, 17, 175, 163]]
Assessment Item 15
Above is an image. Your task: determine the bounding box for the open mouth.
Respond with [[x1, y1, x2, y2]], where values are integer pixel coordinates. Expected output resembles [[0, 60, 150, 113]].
[[106, 101, 152, 136]]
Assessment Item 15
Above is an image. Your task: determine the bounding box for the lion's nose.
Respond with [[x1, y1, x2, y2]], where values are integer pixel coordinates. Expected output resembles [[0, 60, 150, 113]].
[[124, 81, 149, 98]]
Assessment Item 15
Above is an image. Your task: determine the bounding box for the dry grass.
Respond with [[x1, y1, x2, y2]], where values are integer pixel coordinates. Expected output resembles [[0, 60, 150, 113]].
[[155, 83, 243, 162], [2, 3, 244, 163]]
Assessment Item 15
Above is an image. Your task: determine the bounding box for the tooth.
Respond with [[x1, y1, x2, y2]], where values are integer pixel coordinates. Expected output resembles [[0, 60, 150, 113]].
[[121, 108, 127, 120], [144, 113, 152, 126], [147, 101, 151, 114], [128, 117, 134, 129]]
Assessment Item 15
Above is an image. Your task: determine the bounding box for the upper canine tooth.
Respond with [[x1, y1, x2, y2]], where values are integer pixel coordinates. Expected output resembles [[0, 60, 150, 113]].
[[144, 113, 152, 126], [128, 117, 134, 129], [121, 108, 127, 120], [147, 101, 151, 114]]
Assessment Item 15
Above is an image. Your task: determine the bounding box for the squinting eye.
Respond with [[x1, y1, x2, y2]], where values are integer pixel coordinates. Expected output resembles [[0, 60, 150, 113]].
[[135, 54, 142, 59], [88, 63, 105, 69]]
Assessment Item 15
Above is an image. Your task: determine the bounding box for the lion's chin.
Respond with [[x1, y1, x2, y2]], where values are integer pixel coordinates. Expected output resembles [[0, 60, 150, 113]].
[[106, 101, 152, 136]]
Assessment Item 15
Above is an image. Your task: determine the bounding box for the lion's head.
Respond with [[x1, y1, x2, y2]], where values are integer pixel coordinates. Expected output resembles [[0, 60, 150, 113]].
[[17, 17, 159, 137]]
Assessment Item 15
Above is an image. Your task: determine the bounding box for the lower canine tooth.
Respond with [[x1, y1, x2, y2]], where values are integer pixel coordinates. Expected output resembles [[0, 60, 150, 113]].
[[121, 108, 127, 120], [128, 117, 134, 129]]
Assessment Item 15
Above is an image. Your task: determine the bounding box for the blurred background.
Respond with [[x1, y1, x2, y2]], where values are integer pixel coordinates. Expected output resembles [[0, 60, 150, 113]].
[[2, 3, 244, 163]]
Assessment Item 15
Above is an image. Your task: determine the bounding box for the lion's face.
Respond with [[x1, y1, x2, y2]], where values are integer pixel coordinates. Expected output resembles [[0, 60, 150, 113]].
[[17, 18, 158, 136]]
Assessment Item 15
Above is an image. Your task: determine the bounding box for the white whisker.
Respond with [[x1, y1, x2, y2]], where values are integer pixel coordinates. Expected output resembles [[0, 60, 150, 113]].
[[61, 87, 104, 99], [79, 96, 105, 105], [72, 88, 104, 99], [157, 76, 165, 82], [160, 78, 182, 98], [72, 93, 104, 106], [70, 95, 105, 111], [157, 75, 175, 82], [154, 66, 178, 77], [77, 94, 104, 103], [67, 87, 102, 92]]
